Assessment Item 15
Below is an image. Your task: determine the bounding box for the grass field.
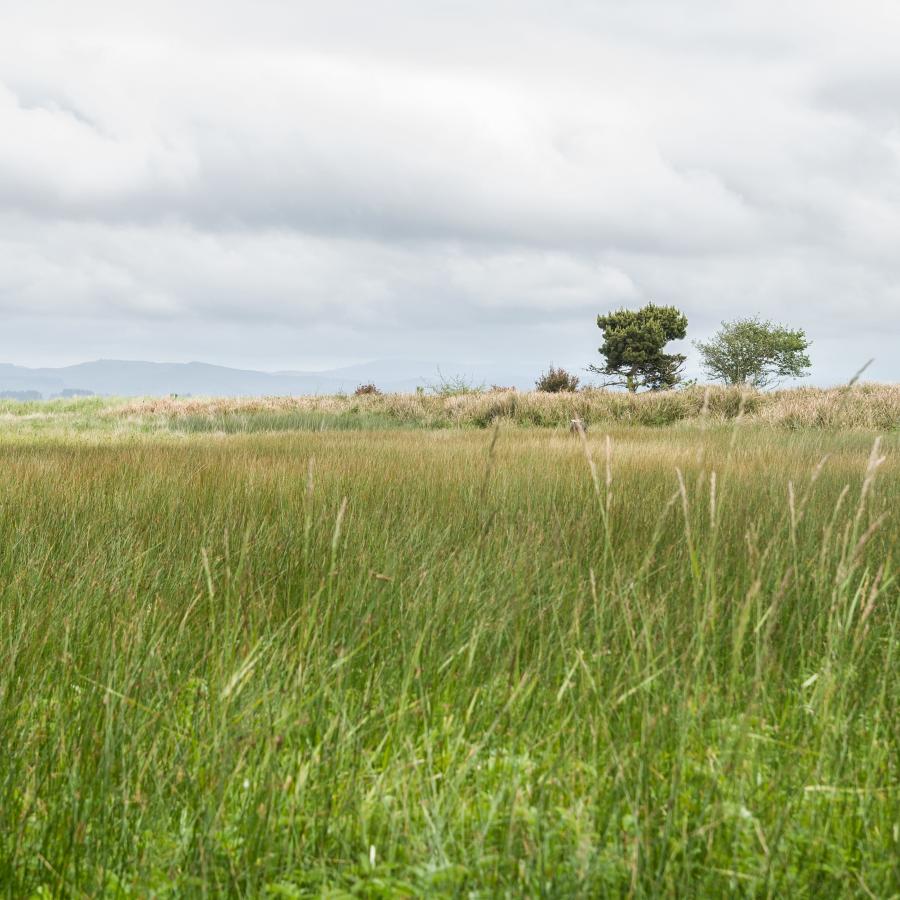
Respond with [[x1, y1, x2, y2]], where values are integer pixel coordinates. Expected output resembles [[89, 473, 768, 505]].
[[1, 400, 898, 896]]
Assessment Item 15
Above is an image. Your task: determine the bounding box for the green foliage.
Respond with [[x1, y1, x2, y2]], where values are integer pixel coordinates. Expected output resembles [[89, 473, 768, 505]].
[[429, 372, 485, 397], [591, 303, 688, 392], [695, 316, 812, 388], [535, 365, 580, 392], [167, 410, 414, 433], [0, 426, 896, 895]]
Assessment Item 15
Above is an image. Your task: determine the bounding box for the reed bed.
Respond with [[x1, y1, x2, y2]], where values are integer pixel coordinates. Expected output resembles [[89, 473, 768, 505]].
[[104, 383, 900, 433]]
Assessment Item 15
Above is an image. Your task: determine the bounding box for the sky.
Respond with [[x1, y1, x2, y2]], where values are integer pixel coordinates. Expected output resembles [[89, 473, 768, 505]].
[[1, 0, 899, 383]]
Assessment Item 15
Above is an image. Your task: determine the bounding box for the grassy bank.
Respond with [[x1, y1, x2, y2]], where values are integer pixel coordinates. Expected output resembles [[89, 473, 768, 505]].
[[1, 383, 899, 437], [1, 424, 897, 895], [129, 383, 900, 432]]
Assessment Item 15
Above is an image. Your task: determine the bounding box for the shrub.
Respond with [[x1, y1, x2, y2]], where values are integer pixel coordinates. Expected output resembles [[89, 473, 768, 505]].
[[354, 384, 381, 396], [430, 374, 485, 397], [536, 366, 580, 393]]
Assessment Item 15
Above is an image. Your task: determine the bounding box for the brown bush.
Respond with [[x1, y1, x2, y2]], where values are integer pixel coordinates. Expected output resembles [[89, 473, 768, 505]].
[[536, 367, 580, 393]]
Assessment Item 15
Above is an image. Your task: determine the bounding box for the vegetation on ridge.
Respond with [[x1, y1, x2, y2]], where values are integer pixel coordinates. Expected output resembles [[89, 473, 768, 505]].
[[0, 383, 896, 437]]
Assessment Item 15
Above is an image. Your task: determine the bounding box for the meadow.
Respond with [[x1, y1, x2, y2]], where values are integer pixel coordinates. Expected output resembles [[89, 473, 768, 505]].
[[0, 391, 897, 896]]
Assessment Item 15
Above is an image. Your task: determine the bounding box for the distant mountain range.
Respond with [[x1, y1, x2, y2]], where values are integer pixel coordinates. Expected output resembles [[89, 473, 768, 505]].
[[0, 359, 554, 398]]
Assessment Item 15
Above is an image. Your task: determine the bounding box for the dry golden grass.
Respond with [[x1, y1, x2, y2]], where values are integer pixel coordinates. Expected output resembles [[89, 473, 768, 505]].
[[108, 383, 900, 431]]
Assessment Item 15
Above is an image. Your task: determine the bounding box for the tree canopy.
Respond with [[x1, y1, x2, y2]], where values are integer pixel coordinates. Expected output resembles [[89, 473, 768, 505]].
[[589, 303, 688, 392], [694, 317, 811, 388]]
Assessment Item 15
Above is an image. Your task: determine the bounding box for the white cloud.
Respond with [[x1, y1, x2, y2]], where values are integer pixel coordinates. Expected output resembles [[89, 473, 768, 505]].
[[0, 0, 898, 382]]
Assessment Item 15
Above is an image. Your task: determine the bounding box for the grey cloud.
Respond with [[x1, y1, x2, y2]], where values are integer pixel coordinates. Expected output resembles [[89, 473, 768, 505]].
[[0, 0, 898, 383], [0, 53, 761, 254]]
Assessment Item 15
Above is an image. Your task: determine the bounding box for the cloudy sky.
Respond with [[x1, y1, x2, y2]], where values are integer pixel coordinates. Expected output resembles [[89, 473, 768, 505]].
[[1, 0, 898, 383]]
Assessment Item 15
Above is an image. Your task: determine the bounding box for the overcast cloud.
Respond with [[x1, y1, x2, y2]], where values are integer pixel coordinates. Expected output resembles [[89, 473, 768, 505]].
[[1, 0, 899, 381]]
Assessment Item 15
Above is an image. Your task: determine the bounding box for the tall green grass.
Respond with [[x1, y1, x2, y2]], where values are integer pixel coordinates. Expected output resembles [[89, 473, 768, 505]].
[[0, 426, 897, 896], [168, 410, 422, 434]]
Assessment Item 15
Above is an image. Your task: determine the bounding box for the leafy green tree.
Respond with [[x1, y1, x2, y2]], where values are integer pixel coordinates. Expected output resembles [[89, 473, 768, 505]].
[[589, 303, 688, 392], [695, 317, 811, 388]]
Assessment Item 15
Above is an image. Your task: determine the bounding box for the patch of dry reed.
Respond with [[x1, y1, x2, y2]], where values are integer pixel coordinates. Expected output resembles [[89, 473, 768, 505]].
[[110, 383, 900, 430]]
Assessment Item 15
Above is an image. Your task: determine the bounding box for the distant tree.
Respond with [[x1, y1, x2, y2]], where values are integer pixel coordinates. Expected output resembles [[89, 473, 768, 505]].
[[589, 303, 688, 392], [354, 383, 381, 395], [694, 317, 811, 388], [535, 366, 580, 393]]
